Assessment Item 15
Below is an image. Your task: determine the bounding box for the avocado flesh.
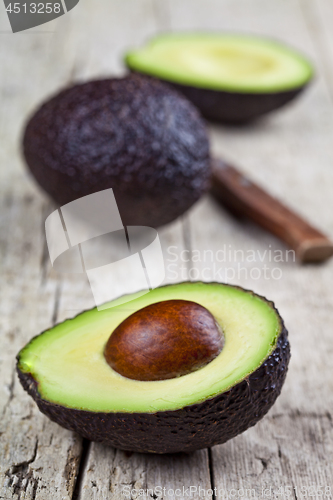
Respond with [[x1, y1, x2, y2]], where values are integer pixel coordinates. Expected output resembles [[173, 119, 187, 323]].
[[18, 282, 281, 414], [126, 33, 313, 94]]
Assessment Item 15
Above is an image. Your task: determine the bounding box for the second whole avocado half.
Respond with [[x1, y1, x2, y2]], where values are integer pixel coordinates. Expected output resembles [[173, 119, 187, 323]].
[[126, 33, 314, 123], [23, 73, 210, 228]]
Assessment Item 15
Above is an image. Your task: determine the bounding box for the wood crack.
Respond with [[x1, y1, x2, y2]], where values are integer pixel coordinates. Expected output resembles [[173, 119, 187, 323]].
[[208, 448, 217, 500], [292, 480, 298, 500], [5, 438, 38, 498], [72, 439, 91, 500], [278, 444, 282, 460]]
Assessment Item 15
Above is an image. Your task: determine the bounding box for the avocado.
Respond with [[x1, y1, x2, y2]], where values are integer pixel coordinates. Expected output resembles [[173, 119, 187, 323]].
[[17, 282, 290, 454], [125, 33, 314, 123], [23, 74, 210, 227]]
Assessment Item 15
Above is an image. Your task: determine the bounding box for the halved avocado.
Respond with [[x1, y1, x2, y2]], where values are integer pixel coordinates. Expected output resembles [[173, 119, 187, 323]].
[[17, 282, 290, 454], [125, 33, 314, 123]]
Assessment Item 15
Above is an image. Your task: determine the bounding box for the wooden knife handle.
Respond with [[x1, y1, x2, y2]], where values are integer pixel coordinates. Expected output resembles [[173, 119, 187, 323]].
[[211, 158, 333, 263]]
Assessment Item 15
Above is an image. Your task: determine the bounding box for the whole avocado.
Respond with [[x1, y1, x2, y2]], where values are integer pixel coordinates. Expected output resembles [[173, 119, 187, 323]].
[[23, 74, 210, 227], [17, 282, 290, 454]]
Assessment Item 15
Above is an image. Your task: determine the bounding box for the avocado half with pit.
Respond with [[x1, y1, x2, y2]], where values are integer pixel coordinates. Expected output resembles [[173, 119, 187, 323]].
[[125, 33, 314, 123], [17, 282, 290, 454]]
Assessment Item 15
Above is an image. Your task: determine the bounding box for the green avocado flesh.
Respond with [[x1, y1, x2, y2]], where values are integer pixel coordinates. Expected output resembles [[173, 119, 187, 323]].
[[126, 33, 313, 93], [18, 282, 281, 414]]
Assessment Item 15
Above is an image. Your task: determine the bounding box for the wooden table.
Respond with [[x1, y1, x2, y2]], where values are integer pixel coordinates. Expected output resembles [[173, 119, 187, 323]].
[[1, 0, 333, 498]]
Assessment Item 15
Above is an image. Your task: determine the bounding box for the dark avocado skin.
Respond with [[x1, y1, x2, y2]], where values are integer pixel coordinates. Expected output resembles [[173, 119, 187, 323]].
[[23, 74, 210, 227], [127, 71, 306, 123], [147, 79, 306, 123], [16, 285, 290, 454]]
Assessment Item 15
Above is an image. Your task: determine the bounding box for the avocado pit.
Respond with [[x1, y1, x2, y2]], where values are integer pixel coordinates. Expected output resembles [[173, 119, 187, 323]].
[[104, 299, 224, 381]]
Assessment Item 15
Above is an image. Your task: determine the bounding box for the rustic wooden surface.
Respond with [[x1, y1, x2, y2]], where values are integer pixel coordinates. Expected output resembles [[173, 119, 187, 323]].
[[0, 0, 332, 498]]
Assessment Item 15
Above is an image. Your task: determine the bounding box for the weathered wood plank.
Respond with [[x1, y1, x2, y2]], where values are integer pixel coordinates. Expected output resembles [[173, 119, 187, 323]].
[[71, 215, 212, 500], [170, 0, 333, 496], [50, 1, 213, 497], [186, 187, 333, 495]]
